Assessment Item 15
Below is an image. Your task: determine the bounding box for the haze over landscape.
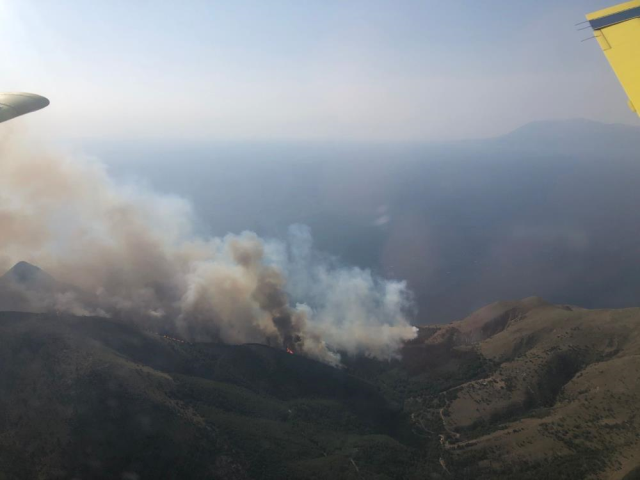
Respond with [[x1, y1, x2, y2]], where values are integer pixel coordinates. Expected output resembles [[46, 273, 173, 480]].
[[2, 0, 640, 478], [2, 0, 639, 141], [83, 118, 640, 323]]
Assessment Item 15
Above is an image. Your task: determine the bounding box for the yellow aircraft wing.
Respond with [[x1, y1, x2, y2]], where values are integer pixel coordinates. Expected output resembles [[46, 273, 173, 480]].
[[587, 1, 640, 116]]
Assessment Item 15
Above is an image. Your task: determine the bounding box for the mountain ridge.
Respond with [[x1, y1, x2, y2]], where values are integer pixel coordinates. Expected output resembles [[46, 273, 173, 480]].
[[2, 288, 640, 478], [0, 310, 423, 479], [0, 261, 91, 314]]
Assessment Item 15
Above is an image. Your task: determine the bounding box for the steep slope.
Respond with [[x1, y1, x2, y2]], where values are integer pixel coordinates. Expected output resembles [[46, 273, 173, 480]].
[[0, 312, 427, 480], [3, 293, 640, 479], [414, 300, 640, 479], [426, 296, 550, 346], [0, 262, 90, 314]]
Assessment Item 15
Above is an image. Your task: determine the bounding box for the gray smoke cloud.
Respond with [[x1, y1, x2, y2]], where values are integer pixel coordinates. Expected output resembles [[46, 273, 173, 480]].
[[0, 131, 417, 365]]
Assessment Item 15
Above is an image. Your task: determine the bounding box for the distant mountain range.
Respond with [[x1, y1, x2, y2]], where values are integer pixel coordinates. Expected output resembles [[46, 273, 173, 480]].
[[92, 119, 640, 324], [490, 119, 640, 157]]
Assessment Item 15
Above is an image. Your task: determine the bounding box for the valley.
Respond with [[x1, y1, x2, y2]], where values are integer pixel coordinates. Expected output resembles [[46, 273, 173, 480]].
[[2, 295, 639, 479]]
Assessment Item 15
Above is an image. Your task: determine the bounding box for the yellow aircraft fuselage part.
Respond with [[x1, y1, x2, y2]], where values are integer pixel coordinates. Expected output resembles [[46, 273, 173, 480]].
[[587, 1, 640, 116]]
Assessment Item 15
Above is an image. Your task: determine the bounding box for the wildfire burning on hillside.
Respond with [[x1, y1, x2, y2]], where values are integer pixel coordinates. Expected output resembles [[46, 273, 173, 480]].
[[0, 132, 417, 366]]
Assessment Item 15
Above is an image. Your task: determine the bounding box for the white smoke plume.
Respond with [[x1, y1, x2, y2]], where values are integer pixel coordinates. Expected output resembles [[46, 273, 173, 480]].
[[0, 132, 417, 365]]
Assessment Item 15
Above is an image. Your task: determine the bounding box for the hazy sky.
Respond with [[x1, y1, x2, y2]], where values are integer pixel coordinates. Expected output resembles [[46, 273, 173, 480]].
[[1, 0, 638, 141]]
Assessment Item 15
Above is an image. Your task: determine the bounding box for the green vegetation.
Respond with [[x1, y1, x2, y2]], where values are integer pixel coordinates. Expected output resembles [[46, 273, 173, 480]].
[[2, 295, 640, 479], [0, 312, 431, 479]]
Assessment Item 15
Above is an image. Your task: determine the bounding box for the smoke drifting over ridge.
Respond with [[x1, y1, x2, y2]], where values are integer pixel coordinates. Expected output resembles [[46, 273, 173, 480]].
[[0, 132, 416, 365]]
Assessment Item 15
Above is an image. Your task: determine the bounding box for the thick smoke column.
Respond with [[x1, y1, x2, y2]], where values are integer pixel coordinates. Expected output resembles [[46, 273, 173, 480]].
[[0, 132, 417, 365]]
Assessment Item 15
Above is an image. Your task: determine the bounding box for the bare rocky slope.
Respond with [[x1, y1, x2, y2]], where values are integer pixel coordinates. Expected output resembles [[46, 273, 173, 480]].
[[406, 297, 640, 479]]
